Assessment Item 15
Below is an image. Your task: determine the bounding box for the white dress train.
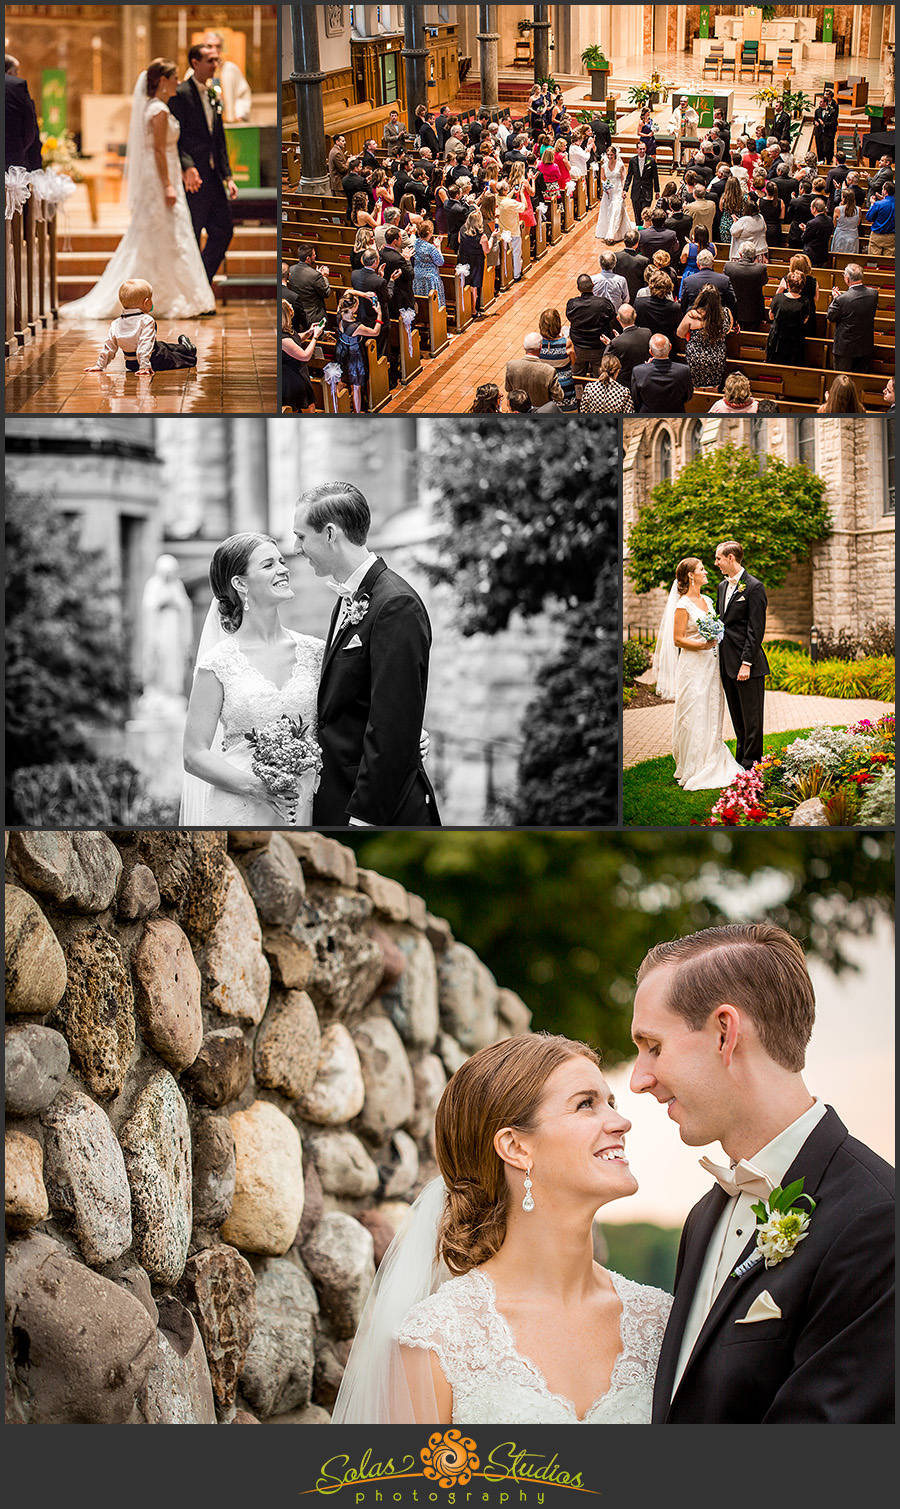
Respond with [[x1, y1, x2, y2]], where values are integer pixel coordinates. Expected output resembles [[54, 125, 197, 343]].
[[183, 630, 325, 826], [61, 98, 215, 321], [397, 1267, 673, 1424], [595, 158, 635, 242], [672, 596, 743, 790]]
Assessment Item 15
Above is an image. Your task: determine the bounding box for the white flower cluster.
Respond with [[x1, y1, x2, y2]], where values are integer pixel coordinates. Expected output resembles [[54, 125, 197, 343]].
[[756, 1209, 811, 1267]]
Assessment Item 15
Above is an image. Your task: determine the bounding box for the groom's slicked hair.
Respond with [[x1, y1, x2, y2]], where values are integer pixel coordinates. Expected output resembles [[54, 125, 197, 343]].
[[637, 923, 815, 1071], [434, 1033, 600, 1276], [718, 539, 743, 562], [297, 482, 371, 547]]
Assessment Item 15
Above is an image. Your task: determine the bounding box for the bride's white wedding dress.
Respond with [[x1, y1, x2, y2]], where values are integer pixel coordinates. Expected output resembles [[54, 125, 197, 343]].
[[397, 1268, 672, 1424], [62, 95, 215, 321], [594, 157, 634, 241], [672, 596, 742, 790], [187, 630, 325, 825]]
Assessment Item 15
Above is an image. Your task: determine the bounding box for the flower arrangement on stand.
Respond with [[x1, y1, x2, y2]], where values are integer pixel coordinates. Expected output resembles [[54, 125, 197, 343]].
[[39, 129, 83, 181], [701, 714, 895, 828]]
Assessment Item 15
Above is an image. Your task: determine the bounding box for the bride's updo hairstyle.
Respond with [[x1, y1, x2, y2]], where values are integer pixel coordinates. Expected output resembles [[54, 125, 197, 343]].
[[675, 557, 701, 595], [434, 1033, 601, 1276], [209, 532, 279, 633], [146, 59, 177, 97]]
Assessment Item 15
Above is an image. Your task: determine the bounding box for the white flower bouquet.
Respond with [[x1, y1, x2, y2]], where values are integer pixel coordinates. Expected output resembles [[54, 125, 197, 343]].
[[695, 610, 725, 644], [246, 713, 322, 822]]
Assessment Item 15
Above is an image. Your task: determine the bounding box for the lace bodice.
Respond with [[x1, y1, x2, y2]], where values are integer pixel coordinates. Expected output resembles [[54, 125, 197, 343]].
[[197, 631, 324, 748], [397, 1269, 672, 1424]]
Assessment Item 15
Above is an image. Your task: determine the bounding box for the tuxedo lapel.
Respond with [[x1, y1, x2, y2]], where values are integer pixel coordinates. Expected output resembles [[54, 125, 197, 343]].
[[654, 1185, 728, 1409], [320, 557, 388, 682]]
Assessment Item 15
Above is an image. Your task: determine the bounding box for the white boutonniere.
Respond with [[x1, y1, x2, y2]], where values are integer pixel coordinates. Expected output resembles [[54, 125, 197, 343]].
[[737, 580, 747, 594], [345, 594, 370, 626], [732, 1178, 815, 1278], [206, 79, 223, 115]]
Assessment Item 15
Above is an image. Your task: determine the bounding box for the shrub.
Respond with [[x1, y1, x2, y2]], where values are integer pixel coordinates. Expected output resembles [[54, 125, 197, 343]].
[[859, 768, 895, 827], [623, 638, 651, 684], [815, 619, 895, 661], [10, 760, 180, 828], [765, 647, 895, 701]]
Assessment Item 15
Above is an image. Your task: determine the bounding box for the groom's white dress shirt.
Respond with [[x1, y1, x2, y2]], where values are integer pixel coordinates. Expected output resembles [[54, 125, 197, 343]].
[[327, 552, 378, 646], [723, 566, 745, 609], [671, 1097, 827, 1397]]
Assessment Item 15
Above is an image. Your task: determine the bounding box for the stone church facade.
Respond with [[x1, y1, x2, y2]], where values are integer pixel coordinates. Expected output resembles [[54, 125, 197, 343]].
[[622, 417, 895, 646]]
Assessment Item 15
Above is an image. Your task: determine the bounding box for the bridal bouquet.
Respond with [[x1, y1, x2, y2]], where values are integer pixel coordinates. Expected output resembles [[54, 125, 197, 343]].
[[246, 713, 323, 822], [695, 611, 725, 645]]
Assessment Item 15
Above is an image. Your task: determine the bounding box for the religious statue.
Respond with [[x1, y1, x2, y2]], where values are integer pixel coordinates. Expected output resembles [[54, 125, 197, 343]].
[[139, 553, 193, 703]]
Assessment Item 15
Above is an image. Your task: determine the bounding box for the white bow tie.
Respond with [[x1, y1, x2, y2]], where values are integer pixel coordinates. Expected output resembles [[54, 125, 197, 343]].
[[699, 1155, 774, 1201]]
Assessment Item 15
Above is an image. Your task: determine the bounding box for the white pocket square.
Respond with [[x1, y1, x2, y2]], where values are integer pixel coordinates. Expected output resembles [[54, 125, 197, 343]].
[[735, 1290, 782, 1324], [343, 635, 363, 650]]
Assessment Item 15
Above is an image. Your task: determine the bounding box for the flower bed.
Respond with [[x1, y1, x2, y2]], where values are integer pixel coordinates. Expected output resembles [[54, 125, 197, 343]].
[[702, 715, 895, 827], [764, 646, 895, 701]]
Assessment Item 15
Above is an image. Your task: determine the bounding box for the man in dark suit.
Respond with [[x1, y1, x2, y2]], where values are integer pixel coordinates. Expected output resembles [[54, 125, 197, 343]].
[[5, 57, 42, 170], [631, 333, 693, 413], [827, 264, 879, 372], [724, 247, 768, 329], [288, 244, 331, 328], [824, 150, 849, 209], [590, 114, 612, 158], [169, 43, 237, 287], [786, 181, 815, 246], [607, 305, 651, 388], [615, 232, 649, 304], [801, 198, 833, 265], [294, 482, 441, 828], [624, 141, 659, 222], [772, 162, 801, 212], [771, 104, 792, 143], [417, 111, 440, 157], [680, 250, 737, 318], [351, 249, 391, 359], [632, 920, 894, 1425], [381, 228, 414, 313], [342, 158, 373, 216], [813, 89, 838, 163], [564, 274, 617, 377], [637, 212, 679, 263], [714, 539, 769, 768]]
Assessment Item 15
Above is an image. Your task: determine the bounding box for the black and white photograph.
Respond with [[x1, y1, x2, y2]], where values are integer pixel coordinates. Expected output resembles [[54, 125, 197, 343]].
[[5, 413, 618, 830]]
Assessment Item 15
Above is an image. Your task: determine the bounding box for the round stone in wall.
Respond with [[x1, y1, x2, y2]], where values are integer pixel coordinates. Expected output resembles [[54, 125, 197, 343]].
[[132, 916, 203, 1073], [378, 926, 440, 1048], [297, 1022, 365, 1126], [137, 1297, 217, 1424], [7, 831, 122, 913], [48, 925, 136, 1100], [42, 1088, 133, 1267], [4, 886, 67, 1016], [437, 941, 499, 1052], [220, 1100, 305, 1256], [5, 1128, 49, 1230], [302, 1211, 375, 1340], [252, 987, 321, 1100], [304, 1129, 380, 1198], [352, 1014, 415, 1140], [119, 1069, 193, 1286], [5, 1024, 69, 1116], [178, 1244, 257, 1409], [202, 858, 271, 1025]]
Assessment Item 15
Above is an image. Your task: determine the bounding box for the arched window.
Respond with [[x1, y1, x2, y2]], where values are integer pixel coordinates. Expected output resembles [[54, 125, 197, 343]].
[[657, 429, 672, 482], [797, 418, 816, 471], [688, 419, 703, 461], [886, 424, 895, 517]]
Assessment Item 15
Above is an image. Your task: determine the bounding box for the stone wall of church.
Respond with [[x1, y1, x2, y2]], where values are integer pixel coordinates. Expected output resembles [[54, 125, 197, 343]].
[[4, 828, 532, 1425]]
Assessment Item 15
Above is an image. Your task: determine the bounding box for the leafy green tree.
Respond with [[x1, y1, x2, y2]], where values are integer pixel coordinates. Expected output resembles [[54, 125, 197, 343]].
[[332, 831, 894, 1063], [5, 482, 134, 812], [422, 415, 618, 634], [626, 444, 833, 596]]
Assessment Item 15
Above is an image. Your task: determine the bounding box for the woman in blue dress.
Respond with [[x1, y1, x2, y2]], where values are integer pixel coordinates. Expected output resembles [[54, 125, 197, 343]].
[[412, 220, 446, 309], [678, 224, 710, 295], [334, 292, 381, 413]]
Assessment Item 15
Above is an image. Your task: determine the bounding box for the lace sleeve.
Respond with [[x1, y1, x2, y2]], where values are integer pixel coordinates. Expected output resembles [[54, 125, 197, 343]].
[[195, 638, 236, 686]]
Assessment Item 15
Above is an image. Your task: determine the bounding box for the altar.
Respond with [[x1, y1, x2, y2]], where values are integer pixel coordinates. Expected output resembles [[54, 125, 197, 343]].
[[693, 11, 835, 71]]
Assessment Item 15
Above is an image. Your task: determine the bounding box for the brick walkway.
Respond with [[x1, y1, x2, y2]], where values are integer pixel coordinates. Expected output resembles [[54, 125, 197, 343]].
[[624, 692, 896, 767]]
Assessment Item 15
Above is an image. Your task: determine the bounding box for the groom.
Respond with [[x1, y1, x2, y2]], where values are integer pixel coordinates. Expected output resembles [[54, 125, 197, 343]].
[[624, 141, 659, 223], [169, 43, 238, 289], [714, 539, 769, 769], [293, 481, 441, 828], [631, 922, 894, 1423]]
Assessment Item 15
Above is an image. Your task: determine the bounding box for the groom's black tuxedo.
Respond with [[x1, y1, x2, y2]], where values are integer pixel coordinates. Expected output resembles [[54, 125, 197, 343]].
[[652, 1108, 894, 1422], [313, 558, 441, 828], [168, 77, 234, 284], [716, 569, 770, 769], [624, 153, 659, 216]]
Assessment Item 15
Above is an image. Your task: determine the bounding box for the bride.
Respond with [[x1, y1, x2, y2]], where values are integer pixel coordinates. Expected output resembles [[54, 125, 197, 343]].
[[181, 532, 324, 826], [594, 145, 634, 244], [653, 557, 742, 791], [332, 1034, 672, 1424], [62, 58, 215, 321]]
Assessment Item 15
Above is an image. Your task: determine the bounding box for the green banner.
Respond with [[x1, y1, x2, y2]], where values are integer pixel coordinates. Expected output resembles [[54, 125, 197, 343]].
[[823, 8, 834, 44], [41, 69, 67, 135], [225, 125, 260, 188], [699, 6, 711, 41], [686, 92, 715, 130]]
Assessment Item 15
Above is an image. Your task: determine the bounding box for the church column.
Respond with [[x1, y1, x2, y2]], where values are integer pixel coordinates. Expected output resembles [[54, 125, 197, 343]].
[[402, 5, 428, 134], [289, 5, 328, 194], [532, 5, 551, 81], [122, 7, 151, 91], [229, 419, 270, 534], [477, 5, 500, 109]]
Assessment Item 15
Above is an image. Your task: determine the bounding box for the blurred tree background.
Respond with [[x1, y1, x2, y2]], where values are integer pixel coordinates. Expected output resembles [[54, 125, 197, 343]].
[[421, 416, 618, 826], [333, 831, 894, 1065]]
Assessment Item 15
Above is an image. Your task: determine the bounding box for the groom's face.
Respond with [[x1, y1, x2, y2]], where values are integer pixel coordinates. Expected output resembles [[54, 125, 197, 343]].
[[293, 505, 336, 577], [630, 967, 731, 1147], [714, 546, 738, 578]]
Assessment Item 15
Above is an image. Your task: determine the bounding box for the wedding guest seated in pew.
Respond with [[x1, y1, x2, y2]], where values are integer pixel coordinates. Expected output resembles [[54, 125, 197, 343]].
[[580, 351, 635, 414], [469, 381, 501, 414], [707, 370, 758, 414], [505, 331, 566, 409], [817, 373, 866, 413], [631, 332, 694, 413], [281, 299, 317, 414]]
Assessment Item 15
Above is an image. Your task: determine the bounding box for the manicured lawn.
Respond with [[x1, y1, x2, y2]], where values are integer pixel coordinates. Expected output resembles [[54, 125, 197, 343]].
[[623, 728, 818, 827]]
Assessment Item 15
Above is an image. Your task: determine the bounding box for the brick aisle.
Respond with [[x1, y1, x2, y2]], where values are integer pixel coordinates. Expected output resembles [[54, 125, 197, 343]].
[[623, 692, 896, 767], [384, 202, 622, 414], [5, 303, 277, 414]]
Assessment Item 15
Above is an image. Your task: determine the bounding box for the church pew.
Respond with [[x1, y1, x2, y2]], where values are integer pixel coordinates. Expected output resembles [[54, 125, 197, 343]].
[[282, 229, 471, 335]]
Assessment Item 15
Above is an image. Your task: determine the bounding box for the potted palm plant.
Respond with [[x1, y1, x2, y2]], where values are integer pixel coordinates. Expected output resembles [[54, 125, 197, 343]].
[[581, 43, 610, 102]]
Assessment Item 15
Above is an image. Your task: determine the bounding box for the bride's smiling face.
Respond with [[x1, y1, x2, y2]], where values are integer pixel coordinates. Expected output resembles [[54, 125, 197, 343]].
[[236, 542, 294, 608], [691, 563, 709, 588], [512, 1057, 638, 1208]]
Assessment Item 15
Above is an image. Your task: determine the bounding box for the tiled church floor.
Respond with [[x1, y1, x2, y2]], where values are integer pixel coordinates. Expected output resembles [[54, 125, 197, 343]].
[[5, 303, 277, 414]]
